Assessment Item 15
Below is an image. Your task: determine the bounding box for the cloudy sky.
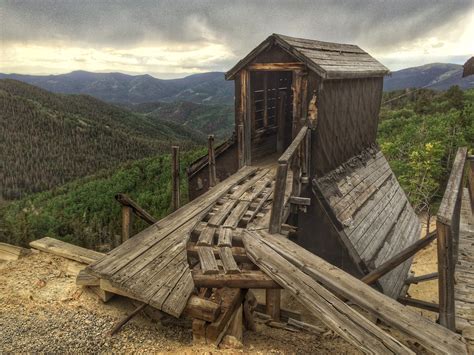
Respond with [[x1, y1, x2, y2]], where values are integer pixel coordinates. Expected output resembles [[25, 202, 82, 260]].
[[1, 0, 473, 78]]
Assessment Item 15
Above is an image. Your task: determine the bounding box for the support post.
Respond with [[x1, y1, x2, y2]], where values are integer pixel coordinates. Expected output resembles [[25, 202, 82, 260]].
[[263, 72, 268, 128], [121, 205, 132, 243], [266, 289, 281, 321], [171, 145, 180, 211], [291, 70, 303, 139], [208, 135, 217, 187], [437, 221, 456, 330], [269, 163, 289, 234]]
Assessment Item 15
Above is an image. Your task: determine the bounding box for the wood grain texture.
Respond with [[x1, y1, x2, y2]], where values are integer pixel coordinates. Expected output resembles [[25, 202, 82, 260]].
[[30, 237, 103, 264], [254, 230, 468, 355]]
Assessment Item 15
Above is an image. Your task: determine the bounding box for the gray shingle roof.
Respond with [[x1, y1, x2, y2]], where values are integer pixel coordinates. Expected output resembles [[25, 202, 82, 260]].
[[226, 33, 390, 80]]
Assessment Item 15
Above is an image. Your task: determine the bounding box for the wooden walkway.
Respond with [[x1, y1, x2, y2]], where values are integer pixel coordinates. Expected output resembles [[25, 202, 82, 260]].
[[455, 188, 474, 339], [88, 166, 275, 317]]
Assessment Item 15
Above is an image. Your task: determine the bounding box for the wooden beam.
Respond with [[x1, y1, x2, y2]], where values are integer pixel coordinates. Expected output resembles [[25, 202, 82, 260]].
[[243, 231, 414, 354], [397, 296, 440, 313], [100, 278, 221, 323], [115, 193, 157, 225], [265, 289, 281, 321], [361, 231, 437, 285], [0, 242, 31, 261], [192, 270, 281, 289], [278, 126, 308, 164], [208, 135, 217, 187], [255, 230, 468, 355], [269, 163, 288, 234], [405, 272, 438, 285], [289, 196, 311, 206], [263, 72, 268, 128], [121, 205, 132, 243], [171, 145, 180, 211], [76, 269, 100, 286], [248, 62, 305, 71], [30, 237, 103, 264]]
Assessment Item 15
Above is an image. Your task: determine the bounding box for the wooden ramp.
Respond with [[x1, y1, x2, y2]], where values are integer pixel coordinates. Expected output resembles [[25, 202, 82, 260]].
[[87, 166, 273, 317], [314, 149, 421, 297], [455, 188, 474, 338], [243, 230, 468, 355]]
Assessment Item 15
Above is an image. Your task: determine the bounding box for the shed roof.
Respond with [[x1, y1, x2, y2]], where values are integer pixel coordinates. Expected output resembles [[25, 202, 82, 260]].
[[225, 33, 390, 80]]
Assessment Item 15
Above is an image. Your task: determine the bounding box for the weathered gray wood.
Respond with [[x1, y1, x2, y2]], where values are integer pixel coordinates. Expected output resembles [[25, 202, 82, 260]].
[[405, 272, 438, 285], [265, 289, 281, 321], [247, 188, 273, 223], [208, 199, 238, 226], [243, 231, 414, 354], [30, 237, 103, 264], [248, 62, 306, 71], [269, 163, 288, 234], [88, 166, 257, 278], [240, 177, 271, 201], [278, 126, 308, 164], [0, 242, 31, 261], [223, 201, 251, 228], [197, 246, 219, 274], [361, 230, 435, 286], [187, 242, 249, 264], [217, 227, 233, 247], [397, 296, 439, 312], [76, 269, 100, 286], [192, 270, 280, 289], [219, 247, 240, 274], [254, 230, 468, 355], [161, 268, 194, 317], [115, 193, 157, 225], [438, 221, 456, 331], [208, 136, 217, 187], [197, 225, 216, 246], [289, 196, 311, 206]]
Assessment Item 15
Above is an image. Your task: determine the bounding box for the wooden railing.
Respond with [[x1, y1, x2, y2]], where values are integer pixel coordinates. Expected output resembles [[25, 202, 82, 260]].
[[436, 147, 470, 330], [269, 125, 310, 234]]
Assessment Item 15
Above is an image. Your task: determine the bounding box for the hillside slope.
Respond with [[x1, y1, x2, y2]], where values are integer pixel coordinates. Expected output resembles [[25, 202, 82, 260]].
[[0, 79, 205, 199], [127, 101, 234, 138], [0, 71, 234, 105], [384, 63, 474, 91]]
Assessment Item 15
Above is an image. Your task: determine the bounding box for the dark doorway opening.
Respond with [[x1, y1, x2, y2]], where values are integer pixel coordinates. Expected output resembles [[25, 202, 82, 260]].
[[250, 71, 293, 163]]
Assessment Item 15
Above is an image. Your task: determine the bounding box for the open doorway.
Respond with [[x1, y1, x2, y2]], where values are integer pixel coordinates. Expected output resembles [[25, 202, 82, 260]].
[[250, 71, 293, 164]]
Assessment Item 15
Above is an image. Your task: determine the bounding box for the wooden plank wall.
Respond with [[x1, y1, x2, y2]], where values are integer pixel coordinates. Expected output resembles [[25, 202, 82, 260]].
[[315, 149, 421, 298]]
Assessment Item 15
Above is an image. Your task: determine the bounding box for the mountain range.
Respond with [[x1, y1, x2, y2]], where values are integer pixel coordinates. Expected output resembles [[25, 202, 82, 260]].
[[0, 71, 234, 105], [1, 63, 472, 107]]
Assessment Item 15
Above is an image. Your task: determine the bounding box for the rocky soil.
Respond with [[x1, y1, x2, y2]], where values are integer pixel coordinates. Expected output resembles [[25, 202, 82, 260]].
[[0, 252, 359, 354]]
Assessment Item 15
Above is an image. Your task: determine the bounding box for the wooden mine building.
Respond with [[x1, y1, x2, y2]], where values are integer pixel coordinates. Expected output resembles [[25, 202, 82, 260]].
[[189, 33, 418, 298]]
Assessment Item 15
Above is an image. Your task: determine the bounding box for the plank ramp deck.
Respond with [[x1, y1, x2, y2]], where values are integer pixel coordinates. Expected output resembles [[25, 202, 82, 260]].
[[315, 149, 421, 298], [87, 166, 275, 318], [87, 166, 261, 317], [455, 188, 474, 340]]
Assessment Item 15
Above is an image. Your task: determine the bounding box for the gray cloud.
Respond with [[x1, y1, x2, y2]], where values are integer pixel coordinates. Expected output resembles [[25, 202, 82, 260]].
[[1, 0, 472, 73]]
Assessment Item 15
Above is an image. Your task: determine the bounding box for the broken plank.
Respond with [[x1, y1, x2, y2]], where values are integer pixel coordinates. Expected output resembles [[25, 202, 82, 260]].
[[197, 246, 219, 274], [219, 247, 240, 274], [223, 201, 251, 228], [208, 200, 238, 226], [243, 231, 414, 354], [217, 227, 233, 247], [30, 237, 103, 264], [197, 226, 216, 246], [256, 230, 468, 355]]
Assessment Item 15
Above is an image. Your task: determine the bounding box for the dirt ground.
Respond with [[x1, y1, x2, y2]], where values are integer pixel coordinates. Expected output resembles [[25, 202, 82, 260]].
[[0, 252, 359, 354], [0, 214, 443, 353]]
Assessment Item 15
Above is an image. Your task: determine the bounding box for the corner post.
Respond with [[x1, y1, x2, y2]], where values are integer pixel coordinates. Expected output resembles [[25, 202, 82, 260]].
[[121, 205, 132, 243], [208, 135, 217, 187]]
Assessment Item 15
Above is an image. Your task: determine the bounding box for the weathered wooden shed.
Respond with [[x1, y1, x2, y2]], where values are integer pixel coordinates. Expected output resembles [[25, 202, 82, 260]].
[[189, 33, 420, 299]]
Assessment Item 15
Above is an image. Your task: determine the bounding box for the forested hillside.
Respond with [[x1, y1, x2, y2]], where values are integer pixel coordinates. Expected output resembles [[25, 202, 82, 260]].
[[0, 149, 205, 249], [127, 101, 234, 138], [0, 79, 205, 199], [379, 86, 473, 221]]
